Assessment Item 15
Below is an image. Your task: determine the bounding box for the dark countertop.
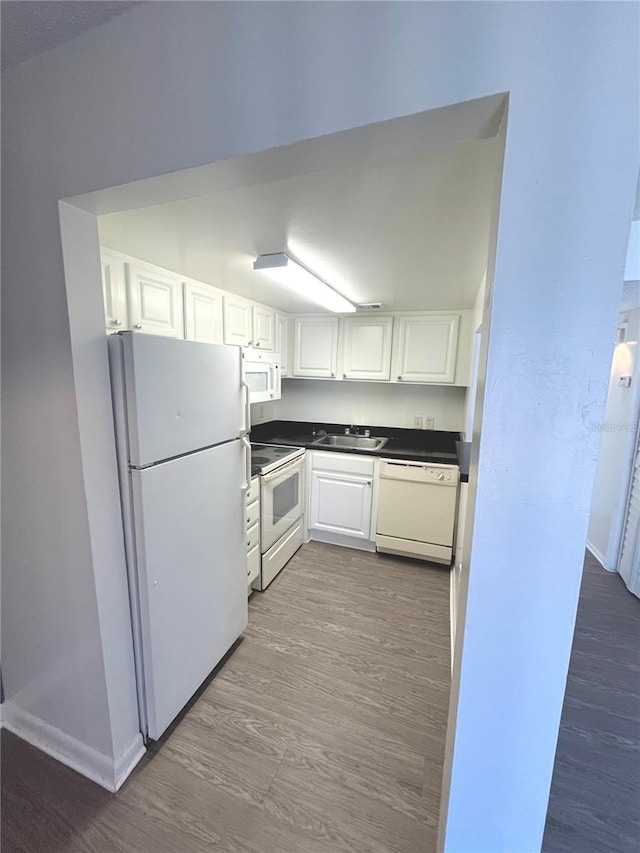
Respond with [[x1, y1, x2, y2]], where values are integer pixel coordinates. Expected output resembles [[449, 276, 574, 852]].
[[250, 420, 470, 481]]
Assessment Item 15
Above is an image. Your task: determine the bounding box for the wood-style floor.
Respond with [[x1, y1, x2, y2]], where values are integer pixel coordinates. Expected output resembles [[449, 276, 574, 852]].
[[1, 542, 451, 853], [543, 551, 640, 853]]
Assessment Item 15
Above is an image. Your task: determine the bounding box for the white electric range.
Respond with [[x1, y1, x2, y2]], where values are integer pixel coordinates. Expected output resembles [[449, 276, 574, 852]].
[[250, 444, 305, 590]]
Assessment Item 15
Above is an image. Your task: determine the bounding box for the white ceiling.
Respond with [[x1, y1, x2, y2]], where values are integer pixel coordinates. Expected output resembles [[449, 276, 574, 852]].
[[1, 1, 141, 70], [99, 136, 503, 313]]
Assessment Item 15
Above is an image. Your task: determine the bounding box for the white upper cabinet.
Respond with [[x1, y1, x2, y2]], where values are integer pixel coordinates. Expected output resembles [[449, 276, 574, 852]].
[[393, 314, 460, 383], [252, 304, 275, 350], [223, 294, 253, 347], [275, 312, 290, 376], [341, 315, 393, 381], [126, 262, 184, 338], [101, 249, 128, 333], [293, 316, 339, 378], [183, 280, 223, 344]]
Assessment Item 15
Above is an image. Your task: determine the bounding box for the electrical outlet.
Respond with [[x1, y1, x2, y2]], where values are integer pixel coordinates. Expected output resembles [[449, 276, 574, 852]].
[[413, 416, 423, 429], [257, 404, 265, 419], [423, 416, 435, 430]]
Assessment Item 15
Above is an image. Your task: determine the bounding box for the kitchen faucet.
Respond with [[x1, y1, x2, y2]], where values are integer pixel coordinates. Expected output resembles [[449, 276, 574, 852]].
[[344, 425, 371, 437]]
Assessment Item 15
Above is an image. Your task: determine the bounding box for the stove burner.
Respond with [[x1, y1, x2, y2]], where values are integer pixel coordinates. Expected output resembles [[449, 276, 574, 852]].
[[251, 456, 271, 465]]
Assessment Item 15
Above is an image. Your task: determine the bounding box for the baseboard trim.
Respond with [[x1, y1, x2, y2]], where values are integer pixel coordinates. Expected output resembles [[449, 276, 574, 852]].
[[586, 540, 613, 571], [115, 733, 146, 791], [2, 702, 144, 792], [309, 530, 376, 552]]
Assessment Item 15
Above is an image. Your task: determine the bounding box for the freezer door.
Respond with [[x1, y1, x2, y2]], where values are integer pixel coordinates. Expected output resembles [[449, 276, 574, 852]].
[[131, 440, 247, 740], [120, 332, 244, 467]]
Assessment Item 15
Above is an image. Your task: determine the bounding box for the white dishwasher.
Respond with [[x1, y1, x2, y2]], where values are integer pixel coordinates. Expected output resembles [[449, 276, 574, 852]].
[[376, 459, 460, 564]]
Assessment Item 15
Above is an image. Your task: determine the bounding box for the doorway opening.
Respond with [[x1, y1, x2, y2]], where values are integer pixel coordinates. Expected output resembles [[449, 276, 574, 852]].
[[57, 93, 508, 845]]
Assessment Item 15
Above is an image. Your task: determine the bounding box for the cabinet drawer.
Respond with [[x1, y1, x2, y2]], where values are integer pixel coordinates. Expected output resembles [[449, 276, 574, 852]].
[[246, 498, 260, 530], [246, 476, 259, 504], [247, 544, 260, 585], [246, 521, 260, 553], [262, 518, 304, 589], [311, 451, 375, 477]]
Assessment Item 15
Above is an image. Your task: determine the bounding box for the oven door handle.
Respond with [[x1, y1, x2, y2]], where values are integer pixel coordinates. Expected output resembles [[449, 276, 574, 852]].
[[261, 455, 304, 484], [241, 435, 252, 490]]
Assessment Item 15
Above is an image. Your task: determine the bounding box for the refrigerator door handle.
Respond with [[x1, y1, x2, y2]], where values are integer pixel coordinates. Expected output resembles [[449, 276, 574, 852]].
[[241, 435, 252, 490], [241, 377, 251, 434]]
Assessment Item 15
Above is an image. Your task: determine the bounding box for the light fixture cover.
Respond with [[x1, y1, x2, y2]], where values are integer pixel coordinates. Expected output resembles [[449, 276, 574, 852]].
[[253, 253, 356, 313]]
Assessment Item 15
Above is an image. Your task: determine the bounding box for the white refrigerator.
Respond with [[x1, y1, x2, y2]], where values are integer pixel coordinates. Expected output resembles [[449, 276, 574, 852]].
[[109, 332, 250, 740]]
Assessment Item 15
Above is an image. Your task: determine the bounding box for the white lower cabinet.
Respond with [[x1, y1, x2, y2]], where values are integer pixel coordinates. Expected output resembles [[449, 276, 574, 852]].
[[308, 452, 376, 549], [246, 476, 260, 592], [247, 544, 260, 588]]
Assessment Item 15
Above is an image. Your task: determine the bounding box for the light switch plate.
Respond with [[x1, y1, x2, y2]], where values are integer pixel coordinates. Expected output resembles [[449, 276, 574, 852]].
[[423, 416, 435, 430]]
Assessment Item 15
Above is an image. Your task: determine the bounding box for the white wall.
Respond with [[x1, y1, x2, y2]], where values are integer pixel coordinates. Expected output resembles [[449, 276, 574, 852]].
[[587, 307, 640, 569], [276, 380, 465, 431], [1, 3, 638, 850], [625, 222, 640, 280]]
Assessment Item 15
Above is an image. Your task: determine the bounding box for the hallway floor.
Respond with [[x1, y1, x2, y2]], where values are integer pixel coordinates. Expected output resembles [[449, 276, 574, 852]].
[[1, 542, 451, 853], [543, 551, 640, 852]]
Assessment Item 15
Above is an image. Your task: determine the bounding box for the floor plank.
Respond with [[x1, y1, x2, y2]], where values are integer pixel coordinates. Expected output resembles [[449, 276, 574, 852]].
[[543, 551, 640, 853], [1, 542, 451, 853]]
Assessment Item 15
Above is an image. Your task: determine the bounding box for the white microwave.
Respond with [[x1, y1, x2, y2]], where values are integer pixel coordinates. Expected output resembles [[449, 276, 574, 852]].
[[242, 348, 281, 403]]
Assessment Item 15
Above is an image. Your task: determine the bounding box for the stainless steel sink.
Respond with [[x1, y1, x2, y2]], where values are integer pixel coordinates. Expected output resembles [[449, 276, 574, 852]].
[[311, 434, 388, 451]]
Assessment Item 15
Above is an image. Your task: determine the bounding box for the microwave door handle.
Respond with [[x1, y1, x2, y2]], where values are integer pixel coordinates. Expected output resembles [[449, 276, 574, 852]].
[[241, 435, 251, 490], [241, 377, 251, 434]]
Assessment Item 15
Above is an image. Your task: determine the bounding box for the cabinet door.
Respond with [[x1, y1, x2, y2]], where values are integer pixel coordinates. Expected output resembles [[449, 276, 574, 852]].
[[252, 304, 275, 350], [309, 471, 373, 539], [275, 313, 290, 376], [394, 314, 460, 383], [101, 249, 128, 332], [183, 281, 223, 344], [342, 315, 393, 380], [126, 262, 184, 338], [223, 295, 253, 347], [293, 317, 339, 378]]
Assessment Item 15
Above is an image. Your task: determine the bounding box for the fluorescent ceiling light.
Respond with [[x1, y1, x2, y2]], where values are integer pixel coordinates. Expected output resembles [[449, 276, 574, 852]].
[[253, 253, 356, 313]]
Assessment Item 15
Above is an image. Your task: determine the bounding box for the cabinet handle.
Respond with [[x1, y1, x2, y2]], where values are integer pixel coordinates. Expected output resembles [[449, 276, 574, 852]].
[[343, 373, 347, 379], [366, 481, 372, 486], [397, 375, 402, 381], [331, 372, 335, 378], [111, 319, 122, 327], [134, 324, 142, 330], [247, 517, 251, 523], [247, 540, 251, 547], [255, 342, 261, 347]]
